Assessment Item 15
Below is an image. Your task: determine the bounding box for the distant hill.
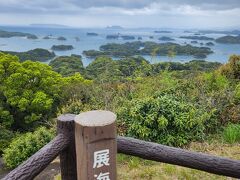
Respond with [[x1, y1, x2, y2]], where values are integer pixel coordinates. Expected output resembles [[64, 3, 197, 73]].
[[0, 29, 37, 39], [215, 35, 240, 44], [199, 30, 240, 35], [106, 26, 123, 29], [30, 24, 69, 28]]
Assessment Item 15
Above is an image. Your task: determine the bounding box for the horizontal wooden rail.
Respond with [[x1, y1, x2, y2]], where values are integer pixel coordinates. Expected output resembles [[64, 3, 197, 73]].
[[117, 136, 240, 178]]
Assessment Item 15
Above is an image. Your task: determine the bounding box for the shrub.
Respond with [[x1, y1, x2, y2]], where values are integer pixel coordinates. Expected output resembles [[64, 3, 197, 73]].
[[223, 124, 240, 144], [234, 83, 240, 102], [119, 94, 212, 146], [219, 55, 240, 79], [0, 126, 15, 154], [3, 127, 54, 168]]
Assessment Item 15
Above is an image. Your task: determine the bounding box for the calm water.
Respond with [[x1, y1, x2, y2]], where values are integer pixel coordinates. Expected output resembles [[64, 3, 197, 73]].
[[0, 26, 240, 66]]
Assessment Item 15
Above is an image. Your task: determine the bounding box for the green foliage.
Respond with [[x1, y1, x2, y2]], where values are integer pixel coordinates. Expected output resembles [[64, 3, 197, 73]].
[[216, 35, 240, 44], [0, 29, 36, 38], [51, 45, 74, 51], [83, 41, 213, 58], [117, 56, 152, 78], [223, 124, 240, 144], [151, 60, 221, 74], [219, 55, 240, 79], [86, 56, 121, 81], [1, 48, 55, 62], [0, 126, 15, 154], [3, 127, 54, 168], [0, 107, 14, 128], [202, 72, 229, 92], [234, 83, 240, 102], [0, 57, 62, 127], [119, 94, 212, 146], [0, 53, 89, 130], [49, 55, 85, 76]]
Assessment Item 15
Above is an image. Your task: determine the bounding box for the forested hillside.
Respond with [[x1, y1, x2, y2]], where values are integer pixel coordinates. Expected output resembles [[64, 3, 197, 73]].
[[0, 52, 240, 179]]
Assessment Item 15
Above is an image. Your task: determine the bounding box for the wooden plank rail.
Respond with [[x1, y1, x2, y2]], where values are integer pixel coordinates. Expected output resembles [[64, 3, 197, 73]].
[[117, 136, 240, 179], [2, 112, 240, 180]]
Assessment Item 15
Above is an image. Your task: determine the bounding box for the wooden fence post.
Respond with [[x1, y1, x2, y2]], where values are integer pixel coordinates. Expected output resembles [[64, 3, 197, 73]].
[[74, 110, 117, 180], [57, 114, 77, 180]]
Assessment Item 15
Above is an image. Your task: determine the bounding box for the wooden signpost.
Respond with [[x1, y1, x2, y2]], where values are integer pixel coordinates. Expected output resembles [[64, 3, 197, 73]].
[[74, 110, 117, 180]]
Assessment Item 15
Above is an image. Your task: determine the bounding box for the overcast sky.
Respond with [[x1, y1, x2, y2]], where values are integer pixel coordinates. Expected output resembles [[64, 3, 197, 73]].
[[0, 0, 240, 29]]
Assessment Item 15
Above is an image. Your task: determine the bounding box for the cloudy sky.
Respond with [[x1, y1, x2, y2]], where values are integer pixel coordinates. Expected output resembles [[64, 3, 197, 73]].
[[0, 0, 240, 29]]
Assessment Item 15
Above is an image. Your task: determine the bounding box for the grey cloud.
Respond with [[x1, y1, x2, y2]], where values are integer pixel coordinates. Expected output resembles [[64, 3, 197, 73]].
[[0, 0, 157, 13], [0, 0, 240, 14]]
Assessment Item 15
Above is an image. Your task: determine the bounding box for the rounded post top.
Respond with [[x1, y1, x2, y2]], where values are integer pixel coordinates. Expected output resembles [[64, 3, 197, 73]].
[[74, 110, 116, 127], [57, 114, 76, 122]]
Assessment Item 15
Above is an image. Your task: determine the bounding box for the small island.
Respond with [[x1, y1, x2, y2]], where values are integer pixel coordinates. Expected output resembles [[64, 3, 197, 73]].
[[26, 34, 38, 39], [43, 36, 51, 39], [193, 53, 207, 59], [199, 30, 240, 35], [158, 36, 174, 41], [206, 42, 215, 46], [0, 29, 38, 39], [51, 45, 74, 51], [121, 35, 135, 40], [57, 36, 67, 41], [191, 41, 198, 44], [106, 35, 119, 39], [183, 30, 194, 33], [106, 26, 123, 29], [149, 36, 154, 39], [0, 48, 55, 62], [138, 37, 142, 40], [154, 30, 172, 33], [83, 49, 107, 57], [215, 35, 240, 44], [180, 36, 214, 41], [87, 32, 98, 36]]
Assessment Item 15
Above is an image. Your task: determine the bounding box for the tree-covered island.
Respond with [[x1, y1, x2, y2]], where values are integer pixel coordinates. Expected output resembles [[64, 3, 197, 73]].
[[0, 48, 55, 62], [0, 29, 38, 39], [83, 41, 213, 58], [51, 45, 74, 51]]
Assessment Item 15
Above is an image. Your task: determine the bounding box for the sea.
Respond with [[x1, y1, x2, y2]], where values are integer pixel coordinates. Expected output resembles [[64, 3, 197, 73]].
[[0, 26, 240, 66]]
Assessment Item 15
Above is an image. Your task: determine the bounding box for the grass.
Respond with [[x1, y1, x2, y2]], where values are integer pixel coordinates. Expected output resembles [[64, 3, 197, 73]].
[[223, 123, 240, 144], [117, 141, 240, 179], [54, 141, 239, 180]]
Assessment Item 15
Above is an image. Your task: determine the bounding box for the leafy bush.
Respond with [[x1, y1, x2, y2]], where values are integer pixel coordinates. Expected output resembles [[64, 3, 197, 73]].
[[223, 124, 240, 144], [3, 127, 54, 168], [0, 53, 90, 130], [234, 83, 240, 102], [119, 94, 212, 146], [219, 55, 240, 79], [0, 126, 15, 154]]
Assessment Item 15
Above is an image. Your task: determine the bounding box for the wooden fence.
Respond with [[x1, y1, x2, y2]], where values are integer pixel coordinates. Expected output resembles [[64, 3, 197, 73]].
[[2, 111, 240, 180]]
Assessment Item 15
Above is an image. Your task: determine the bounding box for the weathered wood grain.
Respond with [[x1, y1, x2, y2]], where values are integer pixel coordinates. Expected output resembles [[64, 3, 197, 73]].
[[75, 110, 117, 180], [117, 136, 240, 178], [57, 114, 77, 180]]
